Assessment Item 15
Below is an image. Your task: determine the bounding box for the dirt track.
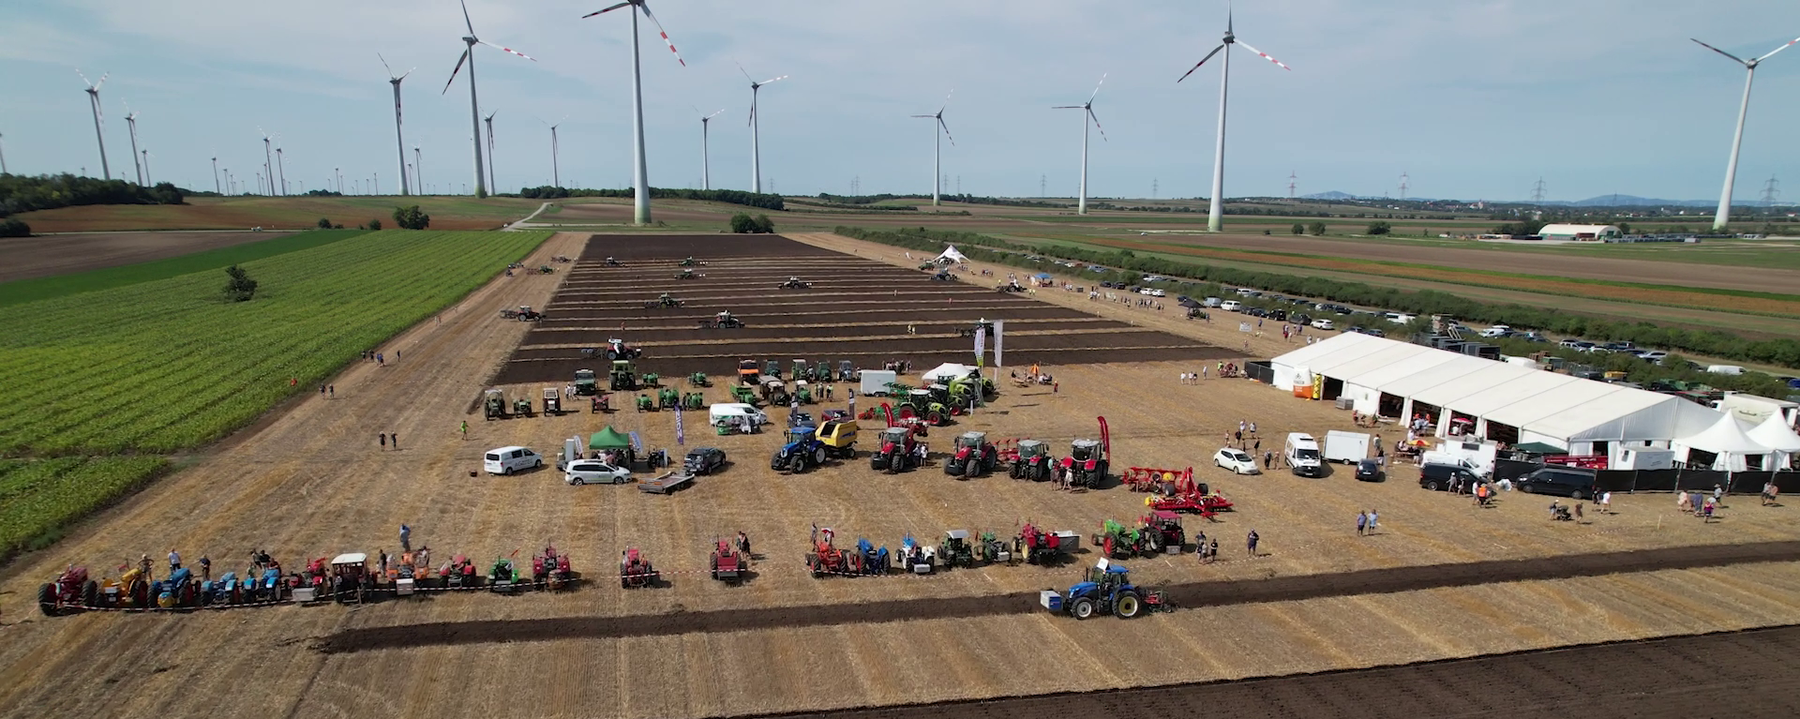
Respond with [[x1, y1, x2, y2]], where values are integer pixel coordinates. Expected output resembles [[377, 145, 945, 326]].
[[0, 230, 293, 282], [315, 540, 1800, 653], [745, 624, 1800, 719]]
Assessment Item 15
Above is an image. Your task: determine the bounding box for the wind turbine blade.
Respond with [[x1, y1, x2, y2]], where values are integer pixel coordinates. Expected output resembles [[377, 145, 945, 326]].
[[759, 75, 788, 86], [1177, 45, 1224, 82], [93, 72, 109, 91], [637, 3, 686, 67], [581, 2, 632, 19], [77, 68, 93, 88], [400, 68, 414, 81], [442, 49, 470, 94], [379, 52, 395, 77], [910, 114, 935, 118], [736, 61, 756, 84], [938, 88, 954, 114], [1755, 36, 1800, 62], [748, 92, 757, 127], [939, 118, 955, 146], [1089, 108, 1107, 141], [1690, 38, 1747, 65], [479, 40, 536, 61], [1088, 72, 1108, 103], [459, 0, 477, 35], [705, 109, 724, 120], [1234, 40, 1290, 70], [1051, 105, 1083, 109]]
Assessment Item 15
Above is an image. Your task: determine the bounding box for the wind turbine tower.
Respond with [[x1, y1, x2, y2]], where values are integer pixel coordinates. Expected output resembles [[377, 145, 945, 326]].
[[585, 0, 687, 224], [1692, 34, 1800, 229], [78, 71, 112, 180], [911, 90, 955, 206], [737, 63, 787, 195], [444, 0, 536, 198], [211, 156, 220, 194], [1053, 74, 1108, 215], [259, 129, 276, 196], [484, 110, 498, 193], [696, 107, 723, 190], [1177, 6, 1290, 231], [123, 102, 144, 185], [381, 54, 413, 196]]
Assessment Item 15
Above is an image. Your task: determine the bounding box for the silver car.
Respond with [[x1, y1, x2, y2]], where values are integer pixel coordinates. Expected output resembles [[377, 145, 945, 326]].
[[564, 460, 632, 485]]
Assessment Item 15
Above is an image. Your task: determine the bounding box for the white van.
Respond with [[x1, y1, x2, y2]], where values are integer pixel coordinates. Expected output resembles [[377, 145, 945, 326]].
[[709, 403, 768, 428], [1706, 365, 1745, 376], [484, 446, 543, 475], [1285, 433, 1324, 477], [1220, 300, 1243, 312]]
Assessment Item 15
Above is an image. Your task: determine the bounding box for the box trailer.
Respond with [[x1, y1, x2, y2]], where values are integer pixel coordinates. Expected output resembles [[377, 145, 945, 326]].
[[860, 370, 899, 396], [1323, 430, 1371, 464]]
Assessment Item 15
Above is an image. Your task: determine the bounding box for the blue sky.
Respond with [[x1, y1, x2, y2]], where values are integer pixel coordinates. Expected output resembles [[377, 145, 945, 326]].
[[2, 0, 1796, 202]]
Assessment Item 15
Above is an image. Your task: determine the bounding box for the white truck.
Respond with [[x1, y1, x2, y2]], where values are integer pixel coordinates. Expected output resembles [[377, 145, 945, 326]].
[[859, 369, 899, 396], [1284, 433, 1324, 478], [1421, 439, 1497, 479], [1323, 430, 1371, 464]]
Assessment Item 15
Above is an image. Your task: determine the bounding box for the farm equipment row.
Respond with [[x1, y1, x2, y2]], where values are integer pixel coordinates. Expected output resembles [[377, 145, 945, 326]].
[[485, 388, 574, 420], [739, 358, 859, 384], [805, 523, 1081, 578]]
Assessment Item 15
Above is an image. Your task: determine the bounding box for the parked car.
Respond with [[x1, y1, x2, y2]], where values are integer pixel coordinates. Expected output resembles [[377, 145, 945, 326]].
[[1515, 466, 1598, 500], [1220, 300, 1243, 312], [682, 447, 728, 475], [1478, 325, 1511, 338], [1245, 307, 1268, 318], [1636, 350, 1669, 363], [1354, 458, 1384, 482], [1311, 318, 1335, 331], [564, 459, 631, 485], [1417, 463, 1481, 492], [1269, 309, 1289, 321], [1558, 339, 1585, 349], [1149, 288, 1166, 297], [1213, 447, 1260, 475], [1520, 331, 1547, 342], [1293, 313, 1313, 325], [485, 446, 543, 476]]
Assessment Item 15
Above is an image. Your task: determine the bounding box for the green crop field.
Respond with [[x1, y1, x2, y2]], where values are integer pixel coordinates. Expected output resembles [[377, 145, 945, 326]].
[[0, 229, 368, 307], [0, 457, 169, 554], [0, 230, 550, 455]]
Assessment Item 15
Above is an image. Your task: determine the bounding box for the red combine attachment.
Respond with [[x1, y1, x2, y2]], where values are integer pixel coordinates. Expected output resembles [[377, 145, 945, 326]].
[[533, 545, 575, 590], [1146, 477, 1235, 517], [1122, 466, 1193, 492], [619, 547, 657, 588], [711, 538, 745, 582]]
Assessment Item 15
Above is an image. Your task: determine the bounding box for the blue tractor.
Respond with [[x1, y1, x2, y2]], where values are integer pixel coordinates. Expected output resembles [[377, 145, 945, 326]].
[[852, 538, 891, 576], [246, 566, 285, 602], [771, 426, 829, 473], [1039, 558, 1168, 620], [201, 571, 243, 606], [154, 567, 200, 609]]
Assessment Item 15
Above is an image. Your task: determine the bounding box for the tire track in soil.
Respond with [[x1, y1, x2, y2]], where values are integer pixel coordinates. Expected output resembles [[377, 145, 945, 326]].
[[313, 540, 1800, 654]]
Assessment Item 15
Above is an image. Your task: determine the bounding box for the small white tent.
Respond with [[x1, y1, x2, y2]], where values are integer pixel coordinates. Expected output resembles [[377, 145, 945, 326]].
[[1746, 414, 1800, 470], [1672, 414, 1773, 472], [933, 246, 969, 265], [921, 363, 978, 383]]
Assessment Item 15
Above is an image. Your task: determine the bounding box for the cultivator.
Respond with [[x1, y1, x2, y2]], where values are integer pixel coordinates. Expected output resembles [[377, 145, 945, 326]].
[[1122, 466, 1193, 492], [1145, 477, 1234, 517]]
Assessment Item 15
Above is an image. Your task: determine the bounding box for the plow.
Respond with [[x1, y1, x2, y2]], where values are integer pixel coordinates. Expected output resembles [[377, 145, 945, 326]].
[[1144, 477, 1234, 517]]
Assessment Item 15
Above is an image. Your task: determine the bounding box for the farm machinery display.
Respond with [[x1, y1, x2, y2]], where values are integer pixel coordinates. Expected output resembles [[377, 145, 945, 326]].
[[869, 426, 924, 473], [37, 566, 98, 615], [582, 338, 644, 361], [1019, 522, 1080, 566], [327, 554, 376, 604], [1144, 476, 1235, 517], [1040, 558, 1168, 620], [512, 396, 534, 418], [738, 359, 761, 384], [838, 360, 856, 382], [619, 548, 657, 588], [645, 293, 684, 308], [443, 554, 480, 588], [657, 387, 681, 410], [574, 368, 599, 396], [1006, 439, 1053, 480], [542, 387, 563, 415], [778, 277, 811, 289], [772, 426, 829, 473], [711, 539, 746, 582], [898, 535, 937, 574], [488, 557, 523, 593], [484, 389, 508, 420], [532, 546, 575, 590], [760, 378, 791, 406], [1058, 417, 1111, 489], [793, 381, 815, 405], [943, 431, 999, 479], [814, 419, 859, 459], [896, 389, 950, 426], [938, 530, 977, 569], [610, 360, 640, 391], [806, 528, 853, 578], [636, 394, 655, 412], [688, 371, 711, 387], [763, 359, 783, 379]]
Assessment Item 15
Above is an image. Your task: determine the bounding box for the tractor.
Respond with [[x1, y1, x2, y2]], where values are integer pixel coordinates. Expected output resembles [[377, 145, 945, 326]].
[[542, 387, 563, 416], [851, 538, 890, 576], [243, 563, 285, 603], [610, 360, 639, 391], [837, 360, 856, 382], [641, 372, 661, 388], [328, 554, 375, 604], [1019, 522, 1080, 566], [600, 338, 643, 361], [1138, 511, 1187, 555], [760, 378, 791, 406], [604, 256, 621, 266], [678, 256, 699, 267], [443, 554, 480, 588], [515, 305, 544, 321], [1008, 439, 1052, 480], [815, 419, 859, 459], [777, 277, 811, 289], [96, 566, 152, 608], [488, 556, 523, 593], [591, 393, 612, 413], [711, 539, 745, 583], [943, 431, 998, 479], [896, 389, 949, 426], [201, 571, 244, 606], [805, 528, 853, 578], [37, 566, 98, 615], [938, 530, 977, 569], [954, 319, 996, 339], [484, 389, 508, 420], [658, 387, 681, 410], [636, 394, 656, 412], [675, 268, 696, 280], [701, 311, 745, 329], [898, 535, 936, 574], [869, 426, 922, 473], [512, 396, 534, 418], [532, 546, 575, 590], [762, 359, 783, 379], [771, 426, 829, 473], [1059, 417, 1111, 489], [645, 293, 683, 308], [688, 372, 711, 387], [975, 530, 1013, 565], [683, 392, 705, 410], [790, 359, 811, 381], [997, 280, 1026, 293], [1094, 519, 1149, 559], [1040, 558, 1167, 620], [730, 385, 760, 405], [574, 368, 599, 396], [737, 359, 760, 384], [793, 381, 814, 405]]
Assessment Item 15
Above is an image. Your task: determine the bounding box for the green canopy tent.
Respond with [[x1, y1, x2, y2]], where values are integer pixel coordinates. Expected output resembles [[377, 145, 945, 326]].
[[1509, 441, 1565, 455], [589, 426, 631, 450]]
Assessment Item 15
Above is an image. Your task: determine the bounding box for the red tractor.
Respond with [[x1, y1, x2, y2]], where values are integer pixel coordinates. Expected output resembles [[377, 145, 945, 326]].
[[1018, 522, 1078, 566], [711, 539, 745, 583], [869, 426, 923, 474], [442, 554, 481, 588], [533, 546, 575, 590], [944, 431, 999, 479], [620, 547, 657, 588], [805, 528, 854, 578], [1138, 511, 1187, 554], [1057, 417, 1111, 489], [37, 566, 98, 615], [1006, 439, 1052, 480]]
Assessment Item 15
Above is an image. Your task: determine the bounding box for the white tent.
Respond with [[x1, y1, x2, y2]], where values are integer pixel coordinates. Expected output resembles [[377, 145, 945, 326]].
[[1746, 414, 1800, 470], [933, 246, 969, 265], [921, 363, 978, 383], [1672, 414, 1773, 472]]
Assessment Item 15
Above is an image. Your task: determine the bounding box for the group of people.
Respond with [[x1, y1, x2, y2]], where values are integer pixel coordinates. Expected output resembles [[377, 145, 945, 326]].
[[1677, 486, 1725, 522]]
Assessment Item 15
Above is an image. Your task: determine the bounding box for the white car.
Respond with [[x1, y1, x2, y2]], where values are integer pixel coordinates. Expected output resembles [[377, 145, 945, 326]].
[[1213, 447, 1260, 475], [1149, 288, 1166, 297], [564, 460, 632, 485], [1479, 325, 1511, 338], [1311, 318, 1335, 331], [1220, 300, 1243, 312]]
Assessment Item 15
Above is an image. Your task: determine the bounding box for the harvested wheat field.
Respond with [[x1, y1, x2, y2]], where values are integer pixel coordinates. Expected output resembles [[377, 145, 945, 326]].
[[1, 231, 1798, 719]]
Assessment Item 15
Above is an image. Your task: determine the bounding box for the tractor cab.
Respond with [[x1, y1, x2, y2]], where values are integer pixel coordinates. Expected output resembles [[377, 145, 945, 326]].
[[784, 425, 816, 445], [1082, 558, 1132, 589], [484, 389, 507, 420], [1071, 439, 1103, 462], [791, 359, 810, 380], [1018, 439, 1047, 461], [329, 553, 370, 604], [543, 386, 562, 414], [838, 360, 855, 381], [880, 426, 914, 449], [738, 359, 761, 384], [610, 360, 638, 390], [761, 378, 791, 405], [574, 369, 598, 395], [763, 359, 782, 378], [955, 431, 987, 452]]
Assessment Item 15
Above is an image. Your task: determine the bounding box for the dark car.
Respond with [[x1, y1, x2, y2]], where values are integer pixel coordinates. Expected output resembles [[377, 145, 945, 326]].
[[1293, 313, 1312, 325], [1269, 309, 1289, 321], [1355, 458, 1384, 482], [1245, 307, 1268, 318], [1516, 467, 1597, 500], [1418, 463, 1481, 492], [1364, 328, 1385, 338], [683, 447, 728, 475]]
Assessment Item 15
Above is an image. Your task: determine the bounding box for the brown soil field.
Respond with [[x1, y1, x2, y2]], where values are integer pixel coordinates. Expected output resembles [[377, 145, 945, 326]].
[[3, 230, 1799, 719], [523, 319, 1132, 346], [0, 230, 294, 282]]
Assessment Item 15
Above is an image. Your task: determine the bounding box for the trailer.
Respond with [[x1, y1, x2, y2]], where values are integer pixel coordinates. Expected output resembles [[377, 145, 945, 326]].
[[1323, 430, 1371, 464], [860, 370, 899, 396], [637, 471, 695, 494]]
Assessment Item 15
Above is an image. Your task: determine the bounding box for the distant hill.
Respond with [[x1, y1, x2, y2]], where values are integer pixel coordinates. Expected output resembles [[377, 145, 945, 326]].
[[1300, 191, 1360, 200], [1566, 195, 1714, 208]]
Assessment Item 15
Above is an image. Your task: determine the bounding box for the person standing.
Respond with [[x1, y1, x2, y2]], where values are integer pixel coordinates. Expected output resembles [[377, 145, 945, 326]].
[[1368, 509, 1379, 533], [390, 431, 398, 450], [168, 549, 181, 572], [328, 385, 335, 398], [1247, 530, 1260, 557], [1356, 512, 1367, 537], [400, 524, 412, 553], [1713, 484, 1724, 506], [1600, 491, 1612, 515], [199, 554, 212, 582], [379, 432, 387, 450], [460, 420, 468, 440], [1209, 538, 1219, 562], [320, 384, 327, 397]]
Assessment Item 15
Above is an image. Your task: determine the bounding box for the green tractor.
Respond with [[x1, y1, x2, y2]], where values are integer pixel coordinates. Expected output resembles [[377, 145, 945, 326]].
[[938, 530, 977, 569], [898, 388, 949, 426], [610, 360, 639, 391], [636, 394, 656, 412], [512, 396, 534, 418], [687, 372, 710, 388], [574, 368, 599, 396], [794, 383, 815, 405], [644, 293, 683, 309], [642, 372, 660, 388], [683, 392, 705, 410], [762, 359, 782, 379], [679, 257, 698, 267], [483, 389, 508, 420], [1092, 520, 1144, 559], [730, 385, 759, 405], [675, 268, 696, 280], [658, 387, 680, 410], [791, 359, 810, 381], [488, 557, 522, 594]]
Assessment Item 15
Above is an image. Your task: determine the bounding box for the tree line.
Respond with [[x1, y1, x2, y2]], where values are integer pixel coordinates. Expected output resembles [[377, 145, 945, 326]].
[[511, 186, 784, 210], [0, 173, 186, 223]]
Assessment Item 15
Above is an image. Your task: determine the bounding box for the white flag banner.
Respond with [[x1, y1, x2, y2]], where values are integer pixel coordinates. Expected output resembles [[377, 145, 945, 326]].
[[993, 320, 1004, 367], [973, 324, 987, 367]]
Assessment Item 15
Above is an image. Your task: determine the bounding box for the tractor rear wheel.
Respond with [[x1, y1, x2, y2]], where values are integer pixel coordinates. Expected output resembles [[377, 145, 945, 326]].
[[1071, 597, 1095, 620], [37, 583, 57, 616], [890, 453, 905, 473], [1114, 592, 1142, 618], [82, 580, 99, 608], [606, 349, 620, 360]]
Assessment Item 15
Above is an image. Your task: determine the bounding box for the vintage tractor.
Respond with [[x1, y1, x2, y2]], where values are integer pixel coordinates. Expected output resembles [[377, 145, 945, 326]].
[[701, 311, 745, 329], [443, 554, 480, 588], [1008, 439, 1052, 480], [619, 548, 657, 588], [574, 368, 599, 396], [710, 539, 745, 583], [532, 546, 575, 590], [943, 431, 998, 479], [1040, 558, 1168, 620], [244, 564, 286, 603], [328, 554, 375, 604], [1093, 519, 1145, 559], [294, 557, 331, 596], [777, 277, 811, 289], [645, 293, 683, 308], [688, 372, 711, 387], [683, 392, 705, 410], [806, 529, 852, 578], [201, 571, 243, 606], [1019, 522, 1080, 566], [838, 360, 856, 382], [730, 385, 759, 405], [37, 566, 98, 615], [975, 530, 1013, 564], [635, 394, 655, 412], [488, 556, 523, 593], [737, 359, 761, 385], [761, 378, 791, 406], [512, 396, 534, 418], [848, 538, 890, 576], [772, 426, 829, 473], [1059, 417, 1111, 489], [938, 530, 977, 569], [675, 268, 697, 279], [815, 419, 858, 459], [591, 393, 611, 413], [793, 382, 815, 405], [542, 387, 563, 416], [762, 359, 783, 379], [96, 566, 152, 608], [1138, 511, 1187, 555], [642, 371, 661, 388], [898, 535, 936, 574], [869, 426, 922, 473], [484, 388, 508, 420], [658, 387, 681, 410], [610, 360, 639, 391], [790, 359, 810, 381]]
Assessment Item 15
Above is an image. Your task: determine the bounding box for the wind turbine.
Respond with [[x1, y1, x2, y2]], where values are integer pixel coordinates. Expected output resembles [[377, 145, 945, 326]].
[[275, 137, 288, 195], [1692, 34, 1800, 230], [695, 107, 722, 191], [0, 132, 7, 174], [737, 63, 787, 194], [412, 148, 422, 194], [1178, 5, 1290, 232], [910, 90, 955, 207], [584, 0, 686, 224], [122, 100, 144, 185], [1053, 74, 1108, 215], [141, 150, 153, 185], [380, 54, 413, 196], [211, 155, 220, 194], [443, 0, 535, 199], [258, 128, 276, 196], [77, 70, 112, 180], [483, 110, 498, 193], [540, 116, 567, 188]]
